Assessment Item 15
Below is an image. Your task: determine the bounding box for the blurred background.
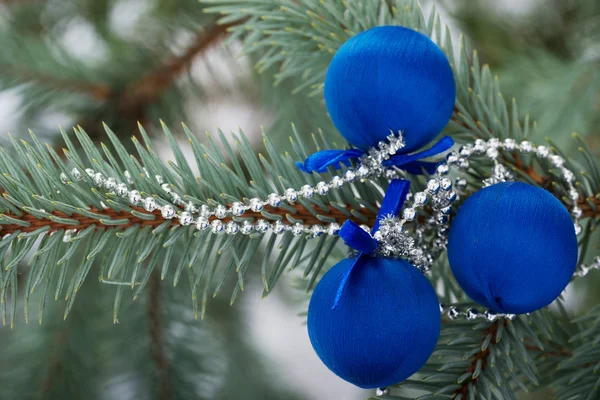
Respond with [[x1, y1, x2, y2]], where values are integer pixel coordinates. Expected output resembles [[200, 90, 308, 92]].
[[0, 0, 598, 399]]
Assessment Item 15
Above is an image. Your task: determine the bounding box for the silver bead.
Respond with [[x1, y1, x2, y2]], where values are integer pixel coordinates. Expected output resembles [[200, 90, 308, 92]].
[[376, 388, 389, 396], [241, 221, 254, 235], [143, 197, 157, 212], [520, 141, 533, 152], [128, 190, 141, 205], [426, 179, 440, 194], [60, 172, 68, 184], [448, 306, 460, 320], [486, 147, 499, 159], [385, 169, 396, 180], [273, 221, 286, 234], [104, 177, 117, 191], [445, 190, 457, 203], [572, 206, 582, 218], [440, 178, 453, 191], [344, 170, 356, 182], [300, 185, 314, 198], [446, 152, 459, 165], [225, 221, 239, 235], [357, 165, 369, 179], [488, 138, 500, 148], [316, 181, 329, 195], [484, 311, 498, 322], [327, 223, 340, 235], [71, 168, 83, 181], [439, 303, 446, 313], [402, 208, 416, 221], [155, 175, 164, 184], [310, 225, 324, 237], [161, 205, 176, 219], [331, 176, 344, 188], [563, 169, 575, 183], [413, 192, 427, 206], [574, 223, 582, 235], [267, 193, 281, 207], [459, 145, 472, 157], [210, 220, 224, 234], [537, 145, 550, 158], [284, 188, 298, 203], [466, 308, 479, 320], [231, 202, 245, 216], [255, 219, 270, 233], [85, 168, 95, 177], [195, 217, 209, 231], [455, 178, 467, 189], [291, 223, 305, 236], [115, 183, 128, 197], [569, 188, 580, 201], [550, 155, 564, 167], [93, 172, 105, 186], [504, 138, 517, 150], [248, 198, 264, 212], [457, 158, 470, 169], [436, 164, 449, 175], [360, 224, 370, 233], [200, 205, 213, 217], [473, 139, 487, 153], [214, 205, 227, 219]]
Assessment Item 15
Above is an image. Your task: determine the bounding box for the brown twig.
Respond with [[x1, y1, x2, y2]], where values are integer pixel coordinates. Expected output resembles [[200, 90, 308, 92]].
[[0, 202, 377, 236], [148, 273, 171, 400], [455, 320, 504, 398], [119, 23, 234, 115]]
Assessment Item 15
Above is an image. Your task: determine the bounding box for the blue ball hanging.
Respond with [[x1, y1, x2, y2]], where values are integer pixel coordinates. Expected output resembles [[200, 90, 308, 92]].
[[448, 182, 578, 315], [307, 256, 441, 389], [324, 26, 456, 152]]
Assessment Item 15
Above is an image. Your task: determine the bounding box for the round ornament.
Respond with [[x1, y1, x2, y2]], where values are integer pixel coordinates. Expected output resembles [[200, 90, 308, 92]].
[[307, 256, 441, 388], [448, 182, 578, 315], [324, 26, 455, 152]]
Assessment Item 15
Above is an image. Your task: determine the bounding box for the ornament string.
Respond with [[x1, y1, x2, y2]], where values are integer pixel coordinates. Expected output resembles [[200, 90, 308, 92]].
[[296, 135, 454, 174], [333, 179, 411, 309]]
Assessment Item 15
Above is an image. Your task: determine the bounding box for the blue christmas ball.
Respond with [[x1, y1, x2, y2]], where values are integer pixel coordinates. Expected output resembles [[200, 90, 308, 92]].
[[448, 182, 578, 315], [324, 26, 455, 152], [307, 256, 441, 388]]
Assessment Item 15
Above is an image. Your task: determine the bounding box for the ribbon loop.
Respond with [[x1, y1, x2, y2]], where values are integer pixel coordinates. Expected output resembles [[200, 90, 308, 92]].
[[331, 178, 412, 309], [296, 149, 364, 173], [339, 220, 378, 255], [297, 136, 454, 176]]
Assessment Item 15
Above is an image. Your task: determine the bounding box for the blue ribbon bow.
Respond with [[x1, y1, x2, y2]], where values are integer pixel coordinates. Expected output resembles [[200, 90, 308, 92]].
[[297, 136, 454, 175], [332, 179, 411, 309]]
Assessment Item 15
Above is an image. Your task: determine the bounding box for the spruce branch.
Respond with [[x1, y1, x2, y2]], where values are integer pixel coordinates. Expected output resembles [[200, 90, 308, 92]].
[[0, 122, 382, 322]]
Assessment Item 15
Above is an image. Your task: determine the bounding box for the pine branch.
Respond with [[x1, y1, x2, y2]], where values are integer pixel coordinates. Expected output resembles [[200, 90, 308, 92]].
[[454, 320, 503, 398], [0, 201, 374, 235], [119, 23, 233, 113]]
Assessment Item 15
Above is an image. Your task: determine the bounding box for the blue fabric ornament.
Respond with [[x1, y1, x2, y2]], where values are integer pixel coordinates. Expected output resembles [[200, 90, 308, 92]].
[[307, 257, 441, 389], [324, 26, 456, 152], [448, 182, 578, 315], [307, 179, 441, 388]]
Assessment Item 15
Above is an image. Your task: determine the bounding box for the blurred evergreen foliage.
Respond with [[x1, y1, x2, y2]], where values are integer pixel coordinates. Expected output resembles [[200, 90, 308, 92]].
[[0, 0, 597, 399]]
